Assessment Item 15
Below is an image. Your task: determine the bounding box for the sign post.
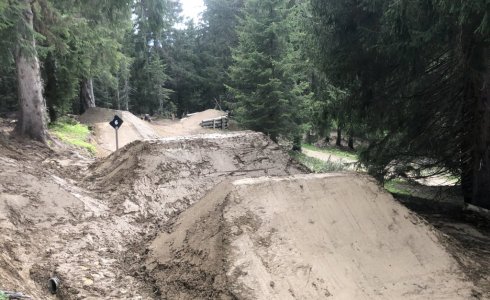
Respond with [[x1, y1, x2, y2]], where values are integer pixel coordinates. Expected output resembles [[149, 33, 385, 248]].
[[109, 115, 124, 151]]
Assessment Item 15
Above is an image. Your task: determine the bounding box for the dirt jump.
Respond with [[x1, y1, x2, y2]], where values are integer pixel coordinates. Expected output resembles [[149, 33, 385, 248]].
[[145, 174, 477, 299], [0, 108, 487, 299], [80, 108, 227, 156]]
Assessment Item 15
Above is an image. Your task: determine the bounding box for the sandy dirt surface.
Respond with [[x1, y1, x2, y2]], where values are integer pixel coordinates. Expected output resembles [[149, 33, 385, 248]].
[[151, 109, 227, 137], [0, 130, 305, 299], [80, 107, 160, 156], [145, 174, 480, 299], [80, 108, 227, 157], [0, 110, 489, 299]]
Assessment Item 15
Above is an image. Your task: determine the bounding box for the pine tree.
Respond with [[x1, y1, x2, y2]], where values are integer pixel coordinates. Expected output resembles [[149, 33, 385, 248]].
[[164, 21, 206, 116], [0, 0, 49, 142], [312, 0, 490, 208], [199, 0, 244, 106], [228, 0, 305, 142], [128, 0, 179, 116]]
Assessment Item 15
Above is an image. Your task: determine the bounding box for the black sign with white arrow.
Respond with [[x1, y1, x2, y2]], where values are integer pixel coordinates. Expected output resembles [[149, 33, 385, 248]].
[[109, 115, 123, 130]]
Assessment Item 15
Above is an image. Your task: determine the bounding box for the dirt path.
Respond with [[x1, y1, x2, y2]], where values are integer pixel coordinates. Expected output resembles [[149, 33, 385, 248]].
[[302, 148, 356, 164], [0, 111, 488, 299], [151, 109, 227, 137], [0, 131, 305, 299], [80, 107, 160, 156], [80, 108, 227, 157]]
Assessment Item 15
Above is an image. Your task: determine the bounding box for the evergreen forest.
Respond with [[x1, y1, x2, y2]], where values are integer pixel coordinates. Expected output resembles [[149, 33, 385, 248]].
[[0, 0, 488, 209]]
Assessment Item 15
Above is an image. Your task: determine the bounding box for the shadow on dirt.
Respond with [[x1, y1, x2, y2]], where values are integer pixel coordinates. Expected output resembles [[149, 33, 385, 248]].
[[394, 192, 490, 297]]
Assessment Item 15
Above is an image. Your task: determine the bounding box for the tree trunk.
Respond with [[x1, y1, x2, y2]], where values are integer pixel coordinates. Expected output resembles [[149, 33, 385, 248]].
[[116, 80, 121, 110], [292, 135, 302, 152], [123, 78, 129, 111], [461, 45, 490, 209], [44, 53, 58, 123], [348, 135, 354, 150], [14, 0, 48, 142], [336, 127, 342, 147], [80, 78, 96, 114]]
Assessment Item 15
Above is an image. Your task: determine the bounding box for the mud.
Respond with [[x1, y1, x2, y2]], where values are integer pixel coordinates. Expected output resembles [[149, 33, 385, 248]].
[[0, 109, 489, 299], [0, 130, 304, 299]]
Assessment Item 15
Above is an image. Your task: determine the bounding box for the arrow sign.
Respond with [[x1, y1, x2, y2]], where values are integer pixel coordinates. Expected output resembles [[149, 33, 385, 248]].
[[109, 115, 123, 130]]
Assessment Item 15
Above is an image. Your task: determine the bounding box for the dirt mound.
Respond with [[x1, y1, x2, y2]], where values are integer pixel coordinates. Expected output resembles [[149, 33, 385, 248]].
[[152, 109, 227, 137], [80, 107, 159, 156], [87, 132, 306, 218], [144, 174, 478, 299], [181, 109, 227, 130], [0, 131, 305, 299], [0, 139, 106, 299]]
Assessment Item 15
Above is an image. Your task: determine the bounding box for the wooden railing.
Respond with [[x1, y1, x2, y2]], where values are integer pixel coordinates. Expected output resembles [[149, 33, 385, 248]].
[[200, 115, 229, 129]]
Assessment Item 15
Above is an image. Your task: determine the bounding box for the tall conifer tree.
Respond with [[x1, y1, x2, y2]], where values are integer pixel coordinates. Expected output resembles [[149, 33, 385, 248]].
[[228, 0, 305, 142]]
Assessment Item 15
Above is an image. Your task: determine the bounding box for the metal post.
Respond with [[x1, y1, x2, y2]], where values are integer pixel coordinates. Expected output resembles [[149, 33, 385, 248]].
[[116, 128, 119, 151]]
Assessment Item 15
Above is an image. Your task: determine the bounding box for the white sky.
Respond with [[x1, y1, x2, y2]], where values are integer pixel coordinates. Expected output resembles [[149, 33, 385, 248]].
[[180, 0, 206, 23]]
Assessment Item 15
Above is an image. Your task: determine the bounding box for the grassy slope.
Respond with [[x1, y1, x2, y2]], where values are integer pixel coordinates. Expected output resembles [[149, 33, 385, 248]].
[[49, 121, 96, 154]]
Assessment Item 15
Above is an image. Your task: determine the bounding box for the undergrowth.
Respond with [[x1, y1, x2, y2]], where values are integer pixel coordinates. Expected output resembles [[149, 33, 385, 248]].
[[49, 118, 96, 154], [291, 151, 347, 172], [0, 291, 7, 300], [384, 179, 412, 196]]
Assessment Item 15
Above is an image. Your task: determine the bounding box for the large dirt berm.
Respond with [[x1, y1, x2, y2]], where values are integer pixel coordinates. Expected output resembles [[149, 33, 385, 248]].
[[0, 132, 305, 299], [86, 131, 306, 218], [144, 174, 478, 300]]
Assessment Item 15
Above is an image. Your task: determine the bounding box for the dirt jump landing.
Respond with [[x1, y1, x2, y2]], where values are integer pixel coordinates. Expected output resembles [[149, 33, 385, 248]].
[[80, 107, 159, 156], [146, 174, 477, 300]]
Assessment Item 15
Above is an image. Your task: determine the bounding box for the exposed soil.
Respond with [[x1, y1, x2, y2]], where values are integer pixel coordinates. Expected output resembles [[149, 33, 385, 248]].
[[143, 174, 480, 299], [0, 122, 305, 298], [80, 107, 160, 156], [151, 109, 227, 137], [0, 109, 489, 299]]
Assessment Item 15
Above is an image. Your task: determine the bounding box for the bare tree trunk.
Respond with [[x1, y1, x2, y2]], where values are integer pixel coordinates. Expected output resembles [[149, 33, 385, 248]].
[[80, 78, 96, 114], [116, 79, 121, 110], [336, 127, 342, 147], [461, 44, 490, 209], [348, 136, 354, 150], [15, 0, 47, 143], [123, 77, 129, 111]]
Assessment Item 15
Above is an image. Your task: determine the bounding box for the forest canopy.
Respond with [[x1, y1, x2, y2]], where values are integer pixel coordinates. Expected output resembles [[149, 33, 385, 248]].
[[0, 0, 488, 209]]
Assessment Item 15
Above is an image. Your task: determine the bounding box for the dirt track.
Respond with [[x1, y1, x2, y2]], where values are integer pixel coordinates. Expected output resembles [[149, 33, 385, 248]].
[[80, 108, 226, 156], [0, 109, 488, 299], [0, 129, 305, 299]]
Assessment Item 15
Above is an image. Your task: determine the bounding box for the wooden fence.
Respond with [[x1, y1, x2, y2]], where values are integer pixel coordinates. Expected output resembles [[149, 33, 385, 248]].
[[200, 115, 229, 130]]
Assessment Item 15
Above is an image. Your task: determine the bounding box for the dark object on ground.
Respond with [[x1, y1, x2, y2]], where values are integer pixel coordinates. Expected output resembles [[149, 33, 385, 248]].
[[48, 277, 60, 294]]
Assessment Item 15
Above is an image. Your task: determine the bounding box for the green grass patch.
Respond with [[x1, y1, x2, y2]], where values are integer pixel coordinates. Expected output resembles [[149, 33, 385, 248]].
[[49, 121, 96, 154], [291, 151, 347, 172], [0, 292, 7, 300], [384, 179, 412, 196], [302, 143, 358, 160]]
